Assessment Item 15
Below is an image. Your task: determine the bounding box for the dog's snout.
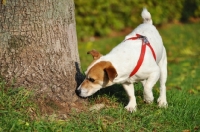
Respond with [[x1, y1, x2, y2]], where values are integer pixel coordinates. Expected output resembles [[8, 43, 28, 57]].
[[75, 89, 81, 95]]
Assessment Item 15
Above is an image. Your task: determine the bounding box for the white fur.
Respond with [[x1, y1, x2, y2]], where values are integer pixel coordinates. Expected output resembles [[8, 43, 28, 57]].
[[84, 8, 168, 112]]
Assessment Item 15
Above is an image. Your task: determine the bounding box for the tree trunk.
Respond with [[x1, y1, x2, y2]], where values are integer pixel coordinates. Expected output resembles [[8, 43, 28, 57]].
[[0, 0, 84, 113]]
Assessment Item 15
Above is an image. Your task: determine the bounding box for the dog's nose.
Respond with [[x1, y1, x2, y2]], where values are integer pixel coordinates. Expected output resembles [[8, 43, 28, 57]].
[[75, 89, 81, 95]]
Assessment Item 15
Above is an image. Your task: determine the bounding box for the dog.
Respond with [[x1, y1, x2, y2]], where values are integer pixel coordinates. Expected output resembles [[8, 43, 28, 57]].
[[76, 8, 168, 112]]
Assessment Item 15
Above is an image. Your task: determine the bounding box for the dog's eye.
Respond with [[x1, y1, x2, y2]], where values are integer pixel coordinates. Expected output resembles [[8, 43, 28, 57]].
[[87, 77, 95, 82]]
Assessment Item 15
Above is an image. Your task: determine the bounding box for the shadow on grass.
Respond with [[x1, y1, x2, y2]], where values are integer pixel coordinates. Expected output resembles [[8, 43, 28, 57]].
[[87, 82, 153, 107], [77, 70, 161, 107]]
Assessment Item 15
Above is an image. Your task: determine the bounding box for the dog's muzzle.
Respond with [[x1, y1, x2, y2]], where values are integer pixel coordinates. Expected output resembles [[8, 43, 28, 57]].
[[75, 88, 82, 95]]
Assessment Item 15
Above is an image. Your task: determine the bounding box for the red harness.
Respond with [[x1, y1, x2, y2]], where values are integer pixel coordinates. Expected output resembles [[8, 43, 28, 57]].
[[125, 34, 156, 77]]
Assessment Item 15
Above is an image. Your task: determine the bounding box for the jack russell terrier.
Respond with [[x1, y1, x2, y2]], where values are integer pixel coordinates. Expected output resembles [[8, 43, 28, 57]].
[[76, 8, 168, 112]]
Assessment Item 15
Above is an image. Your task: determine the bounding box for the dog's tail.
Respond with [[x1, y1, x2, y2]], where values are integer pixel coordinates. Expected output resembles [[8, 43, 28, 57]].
[[141, 8, 152, 24]]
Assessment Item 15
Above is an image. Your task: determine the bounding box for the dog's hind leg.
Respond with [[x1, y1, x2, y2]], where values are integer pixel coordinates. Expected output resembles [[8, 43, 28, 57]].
[[141, 80, 146, 87], [143, 66, 160, 104], [123, 83, 137, 112], [157, 47, 168, 107]]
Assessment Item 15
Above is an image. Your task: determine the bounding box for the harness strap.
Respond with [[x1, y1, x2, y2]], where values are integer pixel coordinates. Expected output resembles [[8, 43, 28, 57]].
[[125, 34, 156, 77]]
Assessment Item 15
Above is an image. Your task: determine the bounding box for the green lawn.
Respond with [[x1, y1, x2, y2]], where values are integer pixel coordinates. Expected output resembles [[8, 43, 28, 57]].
[[0, 23, 200, 131]]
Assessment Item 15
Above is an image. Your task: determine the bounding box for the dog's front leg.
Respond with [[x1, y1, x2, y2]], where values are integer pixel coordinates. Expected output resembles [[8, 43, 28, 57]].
[[122, 83, 137, 112]]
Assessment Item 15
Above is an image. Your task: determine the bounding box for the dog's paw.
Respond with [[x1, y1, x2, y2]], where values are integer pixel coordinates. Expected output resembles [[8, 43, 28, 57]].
[[125, 105, 137, 113], [143, 94, 154, 104], [157, 97, 168, 108], [144, 99, 153, 104], [143, 97, 154, 104]]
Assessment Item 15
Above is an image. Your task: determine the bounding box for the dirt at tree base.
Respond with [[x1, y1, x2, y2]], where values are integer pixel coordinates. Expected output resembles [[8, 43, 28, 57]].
[[34, 96, 88, 120]]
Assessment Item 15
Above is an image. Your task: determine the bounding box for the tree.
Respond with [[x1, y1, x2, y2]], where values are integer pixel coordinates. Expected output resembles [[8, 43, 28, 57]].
[[0, 0, 84, 113]]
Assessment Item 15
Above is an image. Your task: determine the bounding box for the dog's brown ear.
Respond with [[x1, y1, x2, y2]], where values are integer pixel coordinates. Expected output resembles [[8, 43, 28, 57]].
[[104, 62, 118, 82], [87, 49, 102, 60]]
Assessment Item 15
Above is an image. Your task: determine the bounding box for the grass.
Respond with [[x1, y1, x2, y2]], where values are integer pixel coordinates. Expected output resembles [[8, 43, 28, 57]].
[[0, 23, 200, 131]]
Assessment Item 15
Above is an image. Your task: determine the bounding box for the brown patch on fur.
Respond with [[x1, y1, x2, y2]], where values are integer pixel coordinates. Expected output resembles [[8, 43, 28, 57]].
[[88, 61, 117, 83], [80, 61, 117, 92], [87, 49, 102, 60], [104, 64, 118, 82], [81, 79, 101, 90], [87, 49, 103, 69]]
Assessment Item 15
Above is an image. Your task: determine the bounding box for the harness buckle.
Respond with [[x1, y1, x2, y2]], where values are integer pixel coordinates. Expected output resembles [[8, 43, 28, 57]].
[[139, 35, 149, 44]]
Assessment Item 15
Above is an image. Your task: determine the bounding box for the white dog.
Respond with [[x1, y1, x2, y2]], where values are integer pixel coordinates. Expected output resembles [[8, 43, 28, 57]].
[[76, 8, 168, 112]]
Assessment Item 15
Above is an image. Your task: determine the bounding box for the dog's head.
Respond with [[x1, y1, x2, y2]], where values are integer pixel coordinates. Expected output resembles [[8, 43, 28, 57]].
[[76, 50, 117, 97]]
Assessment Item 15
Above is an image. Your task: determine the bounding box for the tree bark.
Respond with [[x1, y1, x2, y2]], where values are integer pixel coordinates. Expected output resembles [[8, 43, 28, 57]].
[[0, 0, 84, 112]]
